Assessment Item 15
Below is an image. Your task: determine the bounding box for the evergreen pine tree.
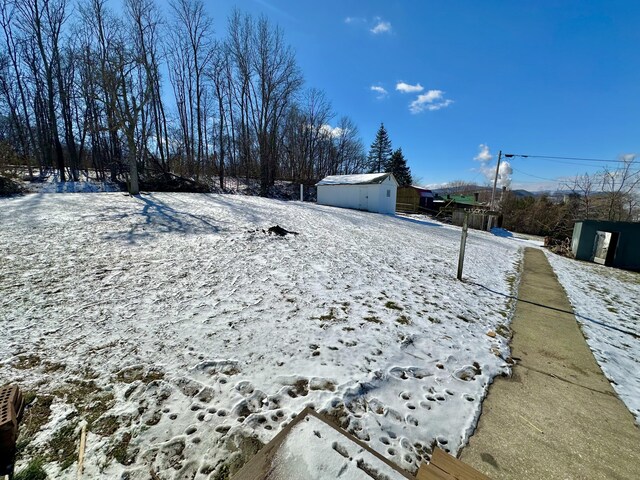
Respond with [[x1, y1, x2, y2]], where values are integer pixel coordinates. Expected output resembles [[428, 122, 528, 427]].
[[367, 123, 393, 173], [388, 148, 413, 186]]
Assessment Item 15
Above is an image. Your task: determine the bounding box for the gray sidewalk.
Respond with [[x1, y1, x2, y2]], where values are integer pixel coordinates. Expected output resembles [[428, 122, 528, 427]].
[[460, 248, 640, 479]]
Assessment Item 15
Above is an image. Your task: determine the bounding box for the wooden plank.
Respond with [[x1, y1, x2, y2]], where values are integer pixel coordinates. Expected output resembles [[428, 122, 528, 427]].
[[416, 462, 455, 480], [231, 407, 313, 480], [77, 424, 87, 478], [305, 409, 414, 479], [431, 448, 491, 480], [232, 407, 415, 480]]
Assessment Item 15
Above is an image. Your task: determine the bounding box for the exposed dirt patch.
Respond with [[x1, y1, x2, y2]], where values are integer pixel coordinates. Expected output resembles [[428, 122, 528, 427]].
[[385, 301, 403, 311], [115, 365, 165, 384], [13, 354, 42, 370]]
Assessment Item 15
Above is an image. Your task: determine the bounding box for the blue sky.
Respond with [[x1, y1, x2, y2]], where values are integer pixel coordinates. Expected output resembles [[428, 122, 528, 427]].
[[121, 0, 640, 190]]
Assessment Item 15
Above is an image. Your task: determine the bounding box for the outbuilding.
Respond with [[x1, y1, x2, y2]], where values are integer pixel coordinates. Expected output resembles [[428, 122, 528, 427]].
[[571, 220, 640, 271], [396, 186, 435, 213], [316, 173, 398, 214]]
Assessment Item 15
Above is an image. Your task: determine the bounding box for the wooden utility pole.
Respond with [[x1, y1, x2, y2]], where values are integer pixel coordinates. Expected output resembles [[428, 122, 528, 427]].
[[457, 213, 469, 280], [490, 150, 502, 210], [300, 184, 304, 202]]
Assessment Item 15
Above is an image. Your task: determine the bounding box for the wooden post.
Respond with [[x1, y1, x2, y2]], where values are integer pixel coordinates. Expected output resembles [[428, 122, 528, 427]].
[[457, 213, 469, 280], [77, 424, 87, 478], [490, 150, 502, 210], [300, 184, 303, 202]]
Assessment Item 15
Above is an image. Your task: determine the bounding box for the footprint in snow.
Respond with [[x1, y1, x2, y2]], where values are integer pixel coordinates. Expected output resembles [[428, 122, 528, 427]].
[[406, 414, 419, 426], [235, 380, 255, 396]]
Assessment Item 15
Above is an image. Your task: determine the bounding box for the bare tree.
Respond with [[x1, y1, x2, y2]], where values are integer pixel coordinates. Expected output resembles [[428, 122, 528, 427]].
[[166, 0, 214, 180], [601, 155, 640, 221], [0, 2, 39, 176], [208, 40, 231, 188], [248, 15, 302, 195], [125, 0, 169, 174]]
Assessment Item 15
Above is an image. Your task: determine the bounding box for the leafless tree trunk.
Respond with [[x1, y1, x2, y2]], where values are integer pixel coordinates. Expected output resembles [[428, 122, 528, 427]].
[[15, 0, 70, 181]]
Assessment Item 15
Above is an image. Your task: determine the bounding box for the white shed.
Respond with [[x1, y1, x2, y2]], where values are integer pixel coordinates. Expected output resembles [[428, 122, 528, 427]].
[[316, 173, 398, 214]]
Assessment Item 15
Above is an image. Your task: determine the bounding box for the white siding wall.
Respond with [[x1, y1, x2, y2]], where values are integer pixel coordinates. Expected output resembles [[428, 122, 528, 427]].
[[376, 176, 397, 214], [317, 179, 397, 214], [317, 185, 360, 210]]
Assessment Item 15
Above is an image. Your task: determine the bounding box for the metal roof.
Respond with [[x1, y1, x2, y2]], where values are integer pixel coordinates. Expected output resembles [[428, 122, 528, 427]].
[[316, 173, 395, 186]]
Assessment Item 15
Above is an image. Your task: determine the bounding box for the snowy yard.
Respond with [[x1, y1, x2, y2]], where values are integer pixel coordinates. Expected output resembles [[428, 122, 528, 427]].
[[1, 193, 522, 479], [546, 252, 640, 424]]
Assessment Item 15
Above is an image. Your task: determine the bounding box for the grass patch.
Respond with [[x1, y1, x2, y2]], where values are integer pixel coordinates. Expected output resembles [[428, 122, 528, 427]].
[[114, 366, 165, 384], [13, 458, 47, 480], [13, 354, 41, 370], [19, 395, 53, 440], [363, 316, 382, 324], [318, 308, 337, 322], [384, 301, 403, 311], [42, 361, 66, 374], [48, 422, 79, 470], [396, 315, 411, 325], [92, 415, 121, 436], [52, 379, 116, 431], [15, 394, 53, 462], [496, 323, 510, 338], [106, 432, 134, 465]]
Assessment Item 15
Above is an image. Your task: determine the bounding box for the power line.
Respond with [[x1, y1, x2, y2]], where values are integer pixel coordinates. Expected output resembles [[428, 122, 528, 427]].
[[510, 167, 561, 182], [517, 157, 611, 168], [504, 153, 635, 164]]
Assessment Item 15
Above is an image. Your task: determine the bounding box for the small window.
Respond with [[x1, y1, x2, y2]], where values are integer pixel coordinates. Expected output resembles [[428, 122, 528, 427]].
[[386, 189, 391, 197]]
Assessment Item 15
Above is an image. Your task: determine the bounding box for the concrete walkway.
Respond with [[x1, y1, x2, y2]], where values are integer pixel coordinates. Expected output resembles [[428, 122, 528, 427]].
[[461, 248, 640, 479]]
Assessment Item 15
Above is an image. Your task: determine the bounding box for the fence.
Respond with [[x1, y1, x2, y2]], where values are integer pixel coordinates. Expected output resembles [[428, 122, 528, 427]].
[[452, 209, 500, 231]]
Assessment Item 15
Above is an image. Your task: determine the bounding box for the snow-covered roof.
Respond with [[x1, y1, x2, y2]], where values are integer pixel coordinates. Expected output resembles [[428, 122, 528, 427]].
[[316, 173, 394, 186]]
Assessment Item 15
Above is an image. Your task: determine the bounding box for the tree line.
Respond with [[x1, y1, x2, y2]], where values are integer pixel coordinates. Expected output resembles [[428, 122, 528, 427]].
[[501, 156, 639, 239], [0, 0, 369, 195]]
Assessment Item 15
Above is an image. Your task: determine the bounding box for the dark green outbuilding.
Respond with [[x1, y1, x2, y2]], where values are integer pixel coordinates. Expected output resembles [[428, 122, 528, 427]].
[[571, 220, 640, 271]]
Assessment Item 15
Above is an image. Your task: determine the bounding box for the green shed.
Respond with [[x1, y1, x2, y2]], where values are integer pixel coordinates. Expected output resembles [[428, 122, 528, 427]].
[[571, 220, 640, 271]]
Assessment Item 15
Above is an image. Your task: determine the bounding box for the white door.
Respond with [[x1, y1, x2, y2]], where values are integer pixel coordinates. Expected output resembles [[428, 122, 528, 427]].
[[359, 187, 369, 211]]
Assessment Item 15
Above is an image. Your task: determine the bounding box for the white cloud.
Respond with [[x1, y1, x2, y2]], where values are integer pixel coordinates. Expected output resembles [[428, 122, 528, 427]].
[[474, 144, 492, 163], [370, 19, 392, 34], [396, 82, 423, 94], [344, 16, 366, 24], [370, 85, 388, 99], [409, 90, 453, 113], [320, 124, 344, 138], [472, 144, 512, 188]]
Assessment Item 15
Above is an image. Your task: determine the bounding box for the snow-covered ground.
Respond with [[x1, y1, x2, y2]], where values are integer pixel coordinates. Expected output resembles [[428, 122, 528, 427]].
[[0, 193, 522, 478], [14, 172, 121, 194], [546, 252, 640, 424]]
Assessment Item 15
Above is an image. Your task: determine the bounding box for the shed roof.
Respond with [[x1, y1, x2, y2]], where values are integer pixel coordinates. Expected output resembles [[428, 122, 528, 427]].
[[316, 173, 395, 186]]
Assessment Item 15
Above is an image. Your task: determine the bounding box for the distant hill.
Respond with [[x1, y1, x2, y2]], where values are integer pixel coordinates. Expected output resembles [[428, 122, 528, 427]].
[[430, 184, 491, 195], [511, 189, 535, 198]]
